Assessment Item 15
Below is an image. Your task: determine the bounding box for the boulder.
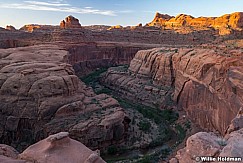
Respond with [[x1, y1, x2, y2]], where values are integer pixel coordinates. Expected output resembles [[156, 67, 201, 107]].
[[19, 132, 106, 163]]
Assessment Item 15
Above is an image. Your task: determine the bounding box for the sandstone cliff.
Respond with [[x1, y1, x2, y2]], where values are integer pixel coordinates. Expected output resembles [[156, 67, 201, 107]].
[[60, 15, 82, 29], [103, 48, 243, 134], [0, 45, 128, 151], [148, 12, 243, 35]]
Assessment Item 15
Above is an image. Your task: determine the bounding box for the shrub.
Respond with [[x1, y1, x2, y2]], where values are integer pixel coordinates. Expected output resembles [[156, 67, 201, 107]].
[[107, 146, 118, 155], [138, 120, 151, 132]]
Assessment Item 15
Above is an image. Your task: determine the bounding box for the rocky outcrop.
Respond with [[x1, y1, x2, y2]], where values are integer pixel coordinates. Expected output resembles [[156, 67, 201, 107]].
[[148, 12, 243, 35], [102, 48, 243, 134], [0, 45, 128, 151], [6, 25, 16, 31], [60, 16, 81, 29], [0, 132, 106, 163], [19, 132, 106, 163], [170, 129, 243, 163], [171, 110, 243, 163], [19, 24, 58, 32]]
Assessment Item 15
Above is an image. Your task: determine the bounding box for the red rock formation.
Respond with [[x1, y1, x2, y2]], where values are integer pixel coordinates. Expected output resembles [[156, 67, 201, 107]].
[[148, 12, 243, 35], [65, 42, 159, 77], [0, 45, 128, 151], [103, 48, 243, 134], [6, 25, 16, 31], [0, 132, 106, 163], [19, 132, 106, 163], [60, 15, 81, 29], [19, 24, 58, 32], [171, 110, 243, 163]]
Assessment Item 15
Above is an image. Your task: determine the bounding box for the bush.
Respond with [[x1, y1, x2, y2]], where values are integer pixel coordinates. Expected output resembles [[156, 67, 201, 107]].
[[138, 120, 151, 132], [107, 146, 118, 155]]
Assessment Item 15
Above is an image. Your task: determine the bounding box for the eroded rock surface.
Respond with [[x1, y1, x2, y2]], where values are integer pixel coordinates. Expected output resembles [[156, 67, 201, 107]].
[[60, 15, 81, 29], [148, 12, 243, 35], [0, 132, 106, 163], [171, 111, 243, 163], [0, 45, 128, 151], [102, 48, 243, 134], [19, 132, 106, 163]]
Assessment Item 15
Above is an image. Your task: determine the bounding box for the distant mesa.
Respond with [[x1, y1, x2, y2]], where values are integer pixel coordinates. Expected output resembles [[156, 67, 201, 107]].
[[107, 25, 123, 30], [5, 25, 16, 31], [147, 12, 243, 35], [60, 15, 82, 29], [20, 24, 58, 32]]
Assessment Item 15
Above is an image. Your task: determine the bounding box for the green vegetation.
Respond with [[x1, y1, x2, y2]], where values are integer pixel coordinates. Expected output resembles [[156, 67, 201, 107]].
[[95, 87, 112, 94], [107, 146, 118, 155], [81, 68, 108, 85], [138, 120, 151, 132], [175, 124, 186, 141], [184, 120, 191, 129], [116, 97, 179, 124], [216, 138, 227, 146], [149, 126, 172, 147]]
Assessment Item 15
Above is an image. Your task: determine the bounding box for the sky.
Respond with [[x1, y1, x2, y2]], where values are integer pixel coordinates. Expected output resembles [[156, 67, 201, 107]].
[[0, 0, 243, 29]]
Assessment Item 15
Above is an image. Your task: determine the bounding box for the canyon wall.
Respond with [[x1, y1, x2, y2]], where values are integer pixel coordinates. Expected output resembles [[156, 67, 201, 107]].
[[103, 48, 243, 134], [0, 45, 129, 151], [65, 42, 162, 77]]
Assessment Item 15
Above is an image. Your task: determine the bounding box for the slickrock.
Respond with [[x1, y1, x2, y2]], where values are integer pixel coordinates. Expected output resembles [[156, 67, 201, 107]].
[[103, 48, 243, 134], [0, 45, 128, 151], [19, 132, 106, 163], [60, 15, 81, 29]]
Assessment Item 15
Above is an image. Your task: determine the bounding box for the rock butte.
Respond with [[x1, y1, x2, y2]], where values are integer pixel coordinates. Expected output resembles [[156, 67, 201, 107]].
[[0, 13, 242, 162], [60, 15, 82, 29]]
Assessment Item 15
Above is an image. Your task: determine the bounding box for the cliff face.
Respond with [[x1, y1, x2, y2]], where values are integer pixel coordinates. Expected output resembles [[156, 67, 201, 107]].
[[60, 15, 82, 29], [148, 12, 243, 35], [0, 45, 128, 151], [103, 48, 243, 134], [65, 42, 160, 77]]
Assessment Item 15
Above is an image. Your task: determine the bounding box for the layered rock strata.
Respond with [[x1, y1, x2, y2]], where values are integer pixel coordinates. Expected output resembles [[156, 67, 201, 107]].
[[148, 12, 243, 35], [102, 48, 243, 134], [60, 15, 82, 29], [0, 45, 128, 151]]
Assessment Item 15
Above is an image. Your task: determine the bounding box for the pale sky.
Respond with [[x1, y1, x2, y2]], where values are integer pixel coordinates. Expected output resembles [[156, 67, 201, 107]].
[[0, 0, 243, 29]]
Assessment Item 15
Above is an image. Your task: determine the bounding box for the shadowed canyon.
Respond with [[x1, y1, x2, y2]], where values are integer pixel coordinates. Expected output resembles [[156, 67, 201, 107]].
[[0, 12, 243, 163]]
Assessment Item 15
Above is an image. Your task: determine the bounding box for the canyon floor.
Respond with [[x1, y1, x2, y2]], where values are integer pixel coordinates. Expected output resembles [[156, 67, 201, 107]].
[[0, 14, 243, 163]]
